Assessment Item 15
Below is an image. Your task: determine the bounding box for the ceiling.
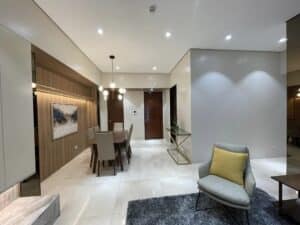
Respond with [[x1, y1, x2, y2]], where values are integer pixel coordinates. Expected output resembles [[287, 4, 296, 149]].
[[35, 0, 300, 73]]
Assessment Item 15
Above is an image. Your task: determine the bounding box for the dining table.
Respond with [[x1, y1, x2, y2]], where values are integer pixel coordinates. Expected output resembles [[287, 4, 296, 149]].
[[92, 130, 128, 173]]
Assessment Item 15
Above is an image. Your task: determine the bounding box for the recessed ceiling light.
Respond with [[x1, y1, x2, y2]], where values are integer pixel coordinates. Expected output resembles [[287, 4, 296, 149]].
[[225, 34, 232, 41], [152, 66, 157, 71], [116, 66, 120, 71], [97, 28, 104, 35], [165, 32, 172, 39], [278, 37, 287, 44]]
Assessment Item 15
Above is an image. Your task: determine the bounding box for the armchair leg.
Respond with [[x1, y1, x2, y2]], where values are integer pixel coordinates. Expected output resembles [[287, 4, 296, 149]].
[[195, 191, 201, 211], [245, 210, 250, 225]]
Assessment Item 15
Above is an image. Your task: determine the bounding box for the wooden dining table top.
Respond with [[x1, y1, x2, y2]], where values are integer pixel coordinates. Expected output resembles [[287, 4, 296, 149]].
[[112, 130, 128, 144]]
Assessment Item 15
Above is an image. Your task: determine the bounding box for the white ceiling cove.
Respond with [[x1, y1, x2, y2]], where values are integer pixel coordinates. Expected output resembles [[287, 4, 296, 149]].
[[35, 0, 300, 73]]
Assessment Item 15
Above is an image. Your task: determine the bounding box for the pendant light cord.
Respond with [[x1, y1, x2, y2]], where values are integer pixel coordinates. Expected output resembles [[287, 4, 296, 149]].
[[111, 57, 114, 83]]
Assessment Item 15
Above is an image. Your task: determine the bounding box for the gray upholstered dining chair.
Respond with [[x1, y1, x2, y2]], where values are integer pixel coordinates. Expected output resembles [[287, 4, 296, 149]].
[[95, 132, 118, 176], [113, 122, 124, 131], [196, 143, 256, 225]]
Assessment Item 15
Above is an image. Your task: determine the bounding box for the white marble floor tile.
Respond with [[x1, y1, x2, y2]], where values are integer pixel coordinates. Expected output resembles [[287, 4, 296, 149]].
[[40, 139, 290, 225]]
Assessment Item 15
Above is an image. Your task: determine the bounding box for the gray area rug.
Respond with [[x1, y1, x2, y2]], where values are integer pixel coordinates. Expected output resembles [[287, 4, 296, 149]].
[[126, 189, 296, 225]]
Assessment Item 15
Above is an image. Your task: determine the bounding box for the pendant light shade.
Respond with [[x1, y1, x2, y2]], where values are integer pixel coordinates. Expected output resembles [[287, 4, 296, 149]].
[[110, 82, 116, 89]]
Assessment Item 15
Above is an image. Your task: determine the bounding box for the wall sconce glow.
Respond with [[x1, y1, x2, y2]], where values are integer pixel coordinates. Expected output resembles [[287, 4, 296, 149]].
[[109, 82, 116, 89], [225, 34, 232, 41], [118, 94, 123, 100], [152, 66, 157, 71], [297, 93, 300, 98], [98, 86, 103, 92], [116, 66, 120, 71], [32, 82, 37, 89], [165, 32, 172, 39], [103, 90, 109, 96], [119, 88, 126, 94], [278, 37, 287, 44], [97, 28, 104, 35]]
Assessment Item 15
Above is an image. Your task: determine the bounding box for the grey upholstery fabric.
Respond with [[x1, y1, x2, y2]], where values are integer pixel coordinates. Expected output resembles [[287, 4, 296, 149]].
[[95, 132, 116, 161], [197, 143, 256, 210], [198, 175, 250, 207], [198, 162, 210, 179]]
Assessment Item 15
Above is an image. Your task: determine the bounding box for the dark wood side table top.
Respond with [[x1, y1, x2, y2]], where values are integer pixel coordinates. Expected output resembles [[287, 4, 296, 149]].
[[272, 174, 300, 191]]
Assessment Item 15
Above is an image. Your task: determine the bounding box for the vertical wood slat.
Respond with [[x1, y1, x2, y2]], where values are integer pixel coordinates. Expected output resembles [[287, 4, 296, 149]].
[[36, 67, 98, 181]]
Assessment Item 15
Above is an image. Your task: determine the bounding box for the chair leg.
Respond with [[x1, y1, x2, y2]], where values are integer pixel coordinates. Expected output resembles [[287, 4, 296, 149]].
[[195, 191, 201, 211], [89, 148, 94, 168], [129, 145, 132, 158], [92, 146, 98, 173], [245, 210, 250, 225], [127, 149, 130, 164], [97, 160, 100, 177], [113, 160, 116, 176]]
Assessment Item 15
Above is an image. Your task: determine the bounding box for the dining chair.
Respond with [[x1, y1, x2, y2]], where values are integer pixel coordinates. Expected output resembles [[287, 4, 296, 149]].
[[94, 126, 100, 132], [113, 122, 124, 131], [95, 132, 118, 176]]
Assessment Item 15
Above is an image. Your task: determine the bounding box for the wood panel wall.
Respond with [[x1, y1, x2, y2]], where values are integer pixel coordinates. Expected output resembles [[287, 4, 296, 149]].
[[33, 48, 99, 181]]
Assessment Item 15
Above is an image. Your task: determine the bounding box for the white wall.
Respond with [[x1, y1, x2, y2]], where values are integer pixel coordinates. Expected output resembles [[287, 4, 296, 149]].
[[0, 26, 35, 192], [124, 90, 145, 139], [100, 89, 170, 140], [99, 94, 108, 131], [190, 49, 286, 162], [0, 0, 102, 85], [101, 73, 170, 89], [170, 52, 192, 159]]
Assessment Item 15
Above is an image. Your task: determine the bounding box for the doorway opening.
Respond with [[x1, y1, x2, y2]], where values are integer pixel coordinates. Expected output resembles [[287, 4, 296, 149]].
[[107, 90, 124, 131], [144, 91, 163, 139]]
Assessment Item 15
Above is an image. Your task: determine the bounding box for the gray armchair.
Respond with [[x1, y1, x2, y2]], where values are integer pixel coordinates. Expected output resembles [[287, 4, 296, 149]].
[[196, 143, 256, 225]]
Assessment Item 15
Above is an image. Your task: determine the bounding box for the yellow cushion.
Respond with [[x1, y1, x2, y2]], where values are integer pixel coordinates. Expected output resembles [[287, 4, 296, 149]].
[[209, 147, 248, 185]]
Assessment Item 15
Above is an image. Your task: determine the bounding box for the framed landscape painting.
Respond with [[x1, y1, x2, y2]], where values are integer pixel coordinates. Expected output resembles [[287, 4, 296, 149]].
[[52, 103, 78, 140]]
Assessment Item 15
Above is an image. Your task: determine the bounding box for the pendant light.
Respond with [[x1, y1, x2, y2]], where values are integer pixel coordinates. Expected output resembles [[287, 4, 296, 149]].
[[100, 55, 126, 101], [109, 55, 116, 89]]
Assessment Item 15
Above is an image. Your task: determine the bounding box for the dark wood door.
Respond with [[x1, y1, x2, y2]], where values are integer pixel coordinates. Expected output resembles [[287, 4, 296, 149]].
[[144, 92, 163, 139], [107, 91, 124, 131]]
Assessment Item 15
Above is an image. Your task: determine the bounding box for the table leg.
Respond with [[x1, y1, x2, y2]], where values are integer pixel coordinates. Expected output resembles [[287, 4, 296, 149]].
[[278, 182, 283, 212], [92, 144, 98, 173], [117, 144, 124, 171]]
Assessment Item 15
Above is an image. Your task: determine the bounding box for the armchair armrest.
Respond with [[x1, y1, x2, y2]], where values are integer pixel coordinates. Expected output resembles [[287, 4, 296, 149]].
[[245, 166, 256, 197], [198, 161, 210, 179]]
